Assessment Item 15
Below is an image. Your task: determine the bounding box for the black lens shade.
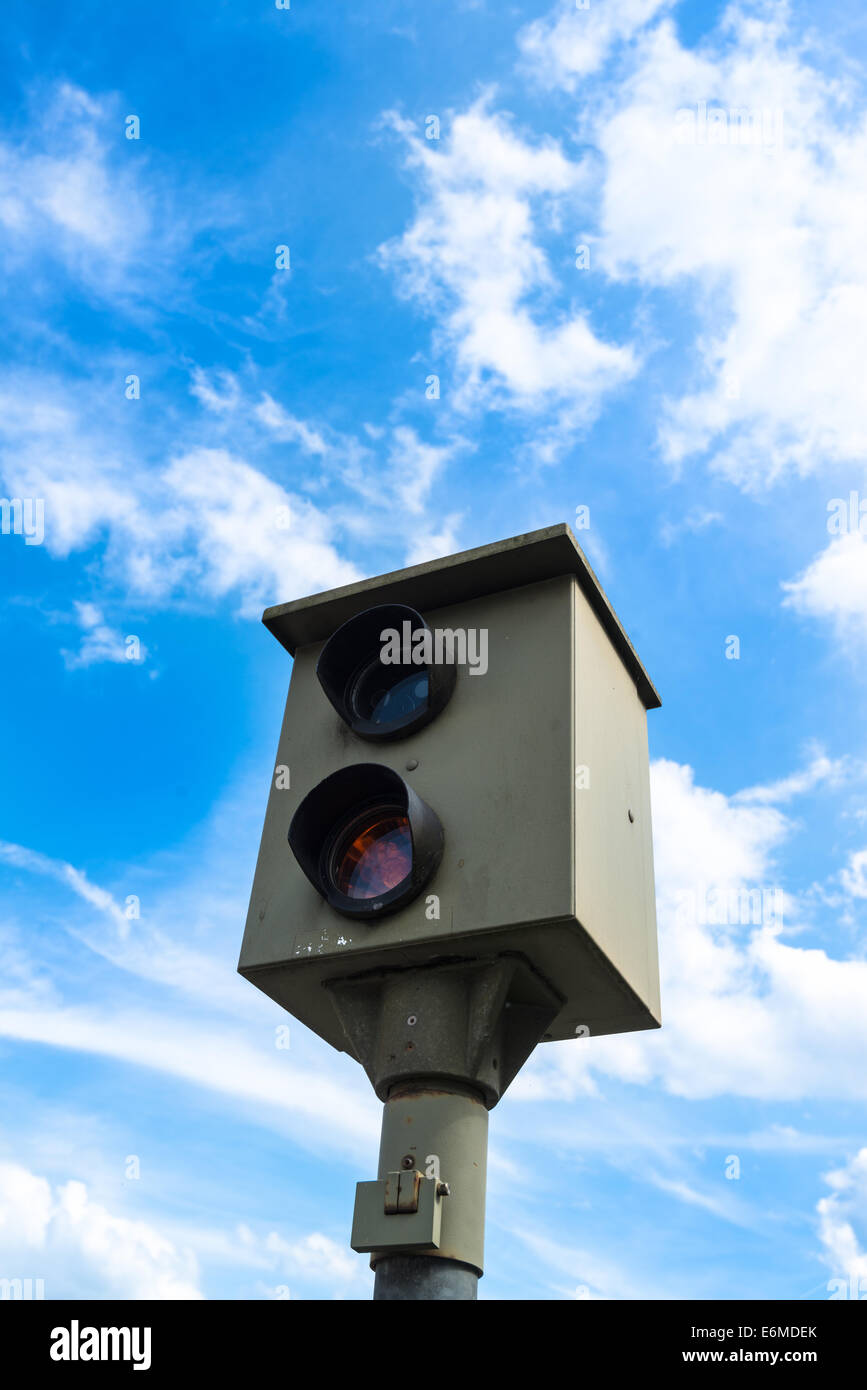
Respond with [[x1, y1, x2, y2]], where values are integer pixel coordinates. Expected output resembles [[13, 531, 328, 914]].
[[288, 764, 444, 920], [315, 604, 456, 741]]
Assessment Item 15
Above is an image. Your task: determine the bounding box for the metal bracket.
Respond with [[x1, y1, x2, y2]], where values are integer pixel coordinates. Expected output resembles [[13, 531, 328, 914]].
[[351, 1171, 445, 1254], [327, 953, 562, 1107], [384, 1169, 423, 1214]]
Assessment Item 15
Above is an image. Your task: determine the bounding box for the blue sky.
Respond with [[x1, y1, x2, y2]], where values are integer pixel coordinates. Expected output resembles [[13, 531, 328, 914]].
[[1, 0, 867, 1300]]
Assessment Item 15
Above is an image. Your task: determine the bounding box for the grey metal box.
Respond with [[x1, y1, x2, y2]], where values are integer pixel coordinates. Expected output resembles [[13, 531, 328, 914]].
[[351, 1175, 442, 1254], [239, 525, 661, 1047]]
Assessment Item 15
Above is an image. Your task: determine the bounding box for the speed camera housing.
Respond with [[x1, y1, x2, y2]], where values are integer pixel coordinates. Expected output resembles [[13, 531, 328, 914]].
[[238, 524, 662, 1056]]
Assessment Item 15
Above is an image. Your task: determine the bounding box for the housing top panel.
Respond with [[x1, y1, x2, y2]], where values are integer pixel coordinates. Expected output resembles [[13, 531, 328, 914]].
[[262, 524, 661, 711]]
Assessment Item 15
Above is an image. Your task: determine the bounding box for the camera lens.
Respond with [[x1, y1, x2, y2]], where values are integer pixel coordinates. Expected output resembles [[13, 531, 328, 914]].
[[351, 662, 430, 726], [330, 805, 412, 899], [288, 764, 444, 920], [315, 604, 456, 741]]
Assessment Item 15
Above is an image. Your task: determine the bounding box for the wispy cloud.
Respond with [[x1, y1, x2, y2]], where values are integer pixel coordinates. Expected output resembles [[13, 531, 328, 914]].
[[0, 1005, 378, 1159], [817, 1148, 867, 1291], [60, 601, 148, 670], [0, 82, 202, 305], [518, 0, 674, 89], [733, 751, 850, 806], [0, 839, 130, 936]]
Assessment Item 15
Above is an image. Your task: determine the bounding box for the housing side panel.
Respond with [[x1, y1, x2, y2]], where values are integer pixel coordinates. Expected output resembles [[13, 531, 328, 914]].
[[573, 579, 661, 1024]]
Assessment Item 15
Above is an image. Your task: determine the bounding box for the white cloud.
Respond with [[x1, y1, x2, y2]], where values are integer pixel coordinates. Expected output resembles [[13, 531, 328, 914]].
[[60, 601, 147, 670], [378, 95, 636, 436], [0, 379, 138, 558], [0, 839, 130, 938], [782, 533, 867, 640], [524, 756, 867, 1102], [388, 426, 456, 514], [0, 375, 359, 614], [0, 365, 476, 615], [152, 447, 358, 615], [0, 831, 260, 1013], [0, 89, 369, 620], [648, 1174, 743, 1223], [817, 1149, 867, 1292], [372, 3, 867, 489], [190, 368, 242, 415], [404, 513, 464, 567], [332, 421, 466, 540], [379, 4, 867, 487], [0, 83, 187, 299], [512, 1224, 660, 1300], [242, 271, 293, 338], [0, 1161, 202, 1299], [127, 1215, 370, 1299], [582, 8, 867, 486], [659, 508, 723, 547], [733, 751, 848, 805], [518, 0, 674, 89], [841, 849, 867, 900], [651, 757, 789, 899], [0, 85, 139, 253], [254, 393, 330, 454], [0, 824, 379, 1164], [208, 380, 463, 524], [237, 1226, 360, 1288], [0, 1005, 378, 1159]]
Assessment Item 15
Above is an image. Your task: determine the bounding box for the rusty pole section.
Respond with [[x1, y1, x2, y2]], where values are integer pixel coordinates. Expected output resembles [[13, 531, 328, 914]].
[[330, 955, 561, 1300]]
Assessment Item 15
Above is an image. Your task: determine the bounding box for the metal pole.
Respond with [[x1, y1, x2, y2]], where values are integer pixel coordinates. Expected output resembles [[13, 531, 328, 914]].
[[374, 1255, 478, 1301], [372, 1081, 488, 1301], [338, 957, 557, 1297]]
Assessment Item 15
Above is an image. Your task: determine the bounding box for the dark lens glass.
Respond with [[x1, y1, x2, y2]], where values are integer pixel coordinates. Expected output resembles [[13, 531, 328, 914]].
[[351, 662, 429, 726], [332, 809, 412, 899]]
